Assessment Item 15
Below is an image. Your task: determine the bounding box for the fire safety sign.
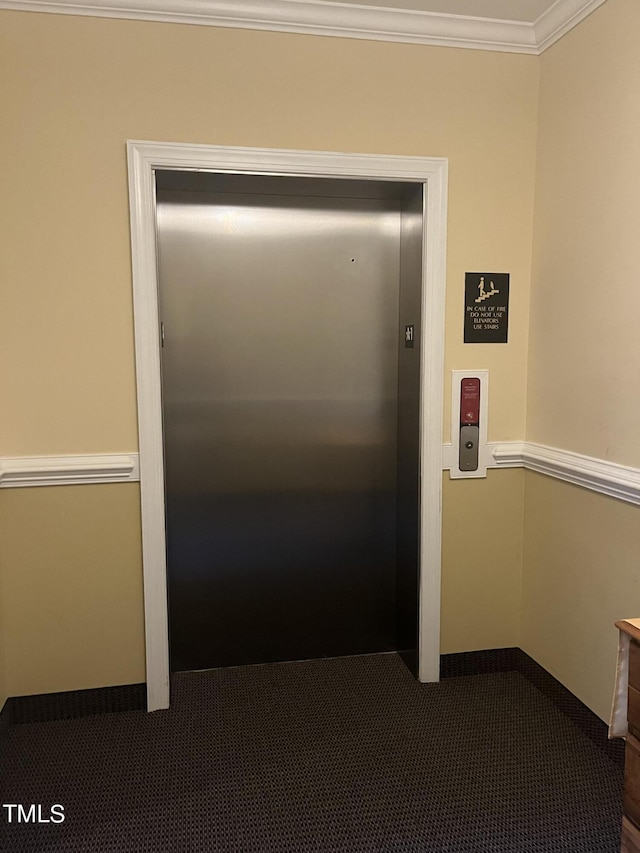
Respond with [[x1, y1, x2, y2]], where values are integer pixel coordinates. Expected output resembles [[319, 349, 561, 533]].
[[464, 272, 510, 343]]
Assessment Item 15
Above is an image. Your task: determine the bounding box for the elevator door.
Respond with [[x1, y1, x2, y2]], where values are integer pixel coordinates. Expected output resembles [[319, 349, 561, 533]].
[[157, 181, 405, 671]]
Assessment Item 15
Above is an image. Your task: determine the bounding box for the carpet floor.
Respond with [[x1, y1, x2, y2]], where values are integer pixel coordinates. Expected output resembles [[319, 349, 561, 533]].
[[0, 653, 624, 852]]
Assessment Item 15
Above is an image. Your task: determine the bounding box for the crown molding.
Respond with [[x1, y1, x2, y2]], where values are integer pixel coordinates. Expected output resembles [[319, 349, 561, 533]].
[[0, 0, 607, 54], [534, 0, 608, 53]]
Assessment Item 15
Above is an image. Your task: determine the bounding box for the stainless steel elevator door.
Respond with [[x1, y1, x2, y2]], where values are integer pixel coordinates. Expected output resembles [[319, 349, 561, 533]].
[[157, 186, 402, 671]]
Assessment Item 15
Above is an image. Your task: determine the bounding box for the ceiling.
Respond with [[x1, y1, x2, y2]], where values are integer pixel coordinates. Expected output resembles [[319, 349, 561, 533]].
[[0, 0, 609, 54]]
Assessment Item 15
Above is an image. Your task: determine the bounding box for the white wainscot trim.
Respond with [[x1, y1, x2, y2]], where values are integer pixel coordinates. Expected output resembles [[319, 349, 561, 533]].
[[442, 441, 522, 477], [517, 443, 640, 507], [444, 441, 640, 507], [3, 442, 637, 505], [0, 453, 140, 488]]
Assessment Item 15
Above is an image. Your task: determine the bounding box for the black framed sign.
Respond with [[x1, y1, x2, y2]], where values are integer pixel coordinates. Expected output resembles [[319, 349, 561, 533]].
[[464, 272, 510, 343]]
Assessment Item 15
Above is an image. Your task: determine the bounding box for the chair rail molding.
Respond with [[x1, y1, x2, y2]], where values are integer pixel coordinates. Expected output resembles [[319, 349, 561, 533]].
[[2, 440, 638, 506], [0, 0, 608, 55], [0, 453, 140, 488], [494, 442, 640, 507], [444, 439, 640, 506]]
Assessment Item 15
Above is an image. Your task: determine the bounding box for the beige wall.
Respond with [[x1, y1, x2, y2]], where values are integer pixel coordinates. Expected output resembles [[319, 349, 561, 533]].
[[441, 470, 524, 654], [522, 474, 640, 722], [527, 0, 640, 465], [0, 11, 538, 456], [0, 11, 538, 697], [0, 485, 145, 697], [522, 0, 640, 720], [2, 3, 635, 723]]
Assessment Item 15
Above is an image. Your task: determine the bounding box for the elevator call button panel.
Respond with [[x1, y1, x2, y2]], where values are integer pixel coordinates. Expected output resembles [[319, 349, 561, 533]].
[[459, 377, 480, 471]]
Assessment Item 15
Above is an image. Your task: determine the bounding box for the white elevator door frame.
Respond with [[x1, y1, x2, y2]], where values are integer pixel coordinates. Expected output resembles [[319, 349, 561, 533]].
[[127, 141, 448, 711]]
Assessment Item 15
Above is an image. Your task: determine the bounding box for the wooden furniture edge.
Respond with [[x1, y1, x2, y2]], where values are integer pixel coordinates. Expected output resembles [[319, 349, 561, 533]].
[[617, 621, 640, 644]]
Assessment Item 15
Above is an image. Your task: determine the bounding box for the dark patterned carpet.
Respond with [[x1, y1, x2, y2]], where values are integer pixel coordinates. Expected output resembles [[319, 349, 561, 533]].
[[0, 653, 624, 851]]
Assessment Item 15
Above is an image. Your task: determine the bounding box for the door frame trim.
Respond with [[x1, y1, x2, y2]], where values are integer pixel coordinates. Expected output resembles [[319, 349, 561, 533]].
[[127, 140, 448, 711]]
